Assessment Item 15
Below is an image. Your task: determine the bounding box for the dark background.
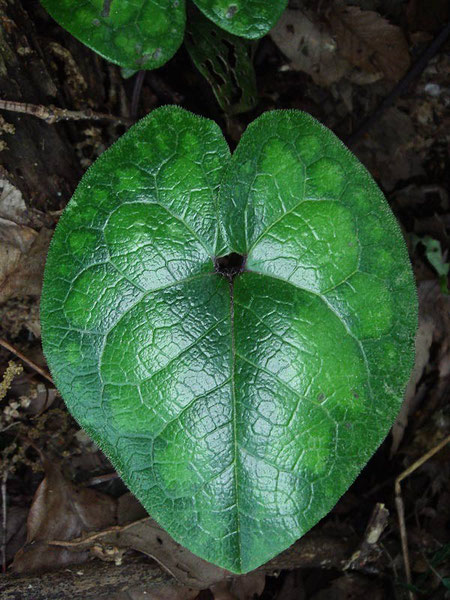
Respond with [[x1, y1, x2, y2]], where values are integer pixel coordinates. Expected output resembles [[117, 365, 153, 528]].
[[0, 0, 449, 598]]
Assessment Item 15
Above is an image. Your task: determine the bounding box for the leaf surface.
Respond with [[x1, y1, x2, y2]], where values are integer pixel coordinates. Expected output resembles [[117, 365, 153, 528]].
[[41, 107, 417, 573], [192, 0, 287, 38], [41, 0, 186, 69]]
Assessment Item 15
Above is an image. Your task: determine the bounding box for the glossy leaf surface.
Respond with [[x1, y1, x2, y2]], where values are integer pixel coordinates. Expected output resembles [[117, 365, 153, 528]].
[[41, 0, 186, 70], [192, 0, 287, 38], [41, 107, 417, 573]]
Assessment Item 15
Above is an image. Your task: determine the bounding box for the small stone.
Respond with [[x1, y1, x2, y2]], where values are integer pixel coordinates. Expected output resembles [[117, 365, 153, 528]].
[[424, 83, 440, 97]]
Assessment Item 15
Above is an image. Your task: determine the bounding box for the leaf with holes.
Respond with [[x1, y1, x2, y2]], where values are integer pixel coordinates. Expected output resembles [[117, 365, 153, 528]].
[[41, 106, 417, 573], [185, 5, 258, 115], [41, 0, 287, 70]]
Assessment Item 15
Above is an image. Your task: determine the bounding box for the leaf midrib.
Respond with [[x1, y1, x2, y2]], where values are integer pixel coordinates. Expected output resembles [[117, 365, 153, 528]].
[[228, 278, 243, 572]]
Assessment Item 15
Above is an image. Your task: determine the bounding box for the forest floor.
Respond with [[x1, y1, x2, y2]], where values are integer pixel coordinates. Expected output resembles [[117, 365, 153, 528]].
[[0, 0, 449, 598]]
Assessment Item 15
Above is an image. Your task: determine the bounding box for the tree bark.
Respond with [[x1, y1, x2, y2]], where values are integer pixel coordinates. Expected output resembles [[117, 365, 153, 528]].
[[0, 0, 126, 212]]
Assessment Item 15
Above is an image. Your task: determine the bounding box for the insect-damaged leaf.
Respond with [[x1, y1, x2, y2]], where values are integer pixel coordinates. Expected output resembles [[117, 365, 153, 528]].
[[41, 107, 417, 573], [185, 6, 258, 115]]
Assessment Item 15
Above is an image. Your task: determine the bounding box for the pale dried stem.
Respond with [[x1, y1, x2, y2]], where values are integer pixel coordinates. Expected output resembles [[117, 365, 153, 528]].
[[395, 434, 450, 600], [1, 473, 7, 574], [0, 99, 133, 126], [0, 338, 53, 385]]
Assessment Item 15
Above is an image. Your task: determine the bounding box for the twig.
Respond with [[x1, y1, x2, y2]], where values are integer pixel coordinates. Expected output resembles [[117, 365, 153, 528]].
[[1, 472, 7, 574], [131, 71, 146, 118], [85, 472, 119, 486], [344, 502, 389, 570], [0, 99, 134, 126], [346, 20, 450, 147], [0, 338, 53, 385], [0, 421, 21, 433], [395, 434, 450, 600]]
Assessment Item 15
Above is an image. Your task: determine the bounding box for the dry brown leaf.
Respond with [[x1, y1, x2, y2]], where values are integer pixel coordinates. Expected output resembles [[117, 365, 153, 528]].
[[391, 280, 450, 454], [211, 572, 265, 600], [352, 107, 424, 191], [117, 491, 148, 525], [7, 372, 58, 415], [0, 505, 28, 563], [49, 519, 356, 594], [48, 516, 264, 596], [417, 281, 450, 378], [12, 461, 117, 573], [391, 315, 434, 455], [0, 178, 28, 224], [51, 517, 229, 589], [327, 4, 410, 82], [0, 221, 52, 303], [270, 8, 350, 86]]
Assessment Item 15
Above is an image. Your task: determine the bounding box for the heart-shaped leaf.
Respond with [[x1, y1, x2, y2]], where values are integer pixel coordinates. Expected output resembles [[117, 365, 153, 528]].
[[41, 106, 417, 573], [41, 0, 287, 70]]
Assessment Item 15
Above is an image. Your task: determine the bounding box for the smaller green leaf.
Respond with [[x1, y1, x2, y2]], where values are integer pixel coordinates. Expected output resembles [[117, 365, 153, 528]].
[[192, 0, 287, 38], [185, 6, 258, 115], [413, 234, 449, 294], [41, 0, 186, 70]]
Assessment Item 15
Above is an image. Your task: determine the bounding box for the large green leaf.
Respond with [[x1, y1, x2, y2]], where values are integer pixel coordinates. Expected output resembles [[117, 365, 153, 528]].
[[192, 0, 287, 38], [41, 106, 417, 574], [41, 0, 186, 70]]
